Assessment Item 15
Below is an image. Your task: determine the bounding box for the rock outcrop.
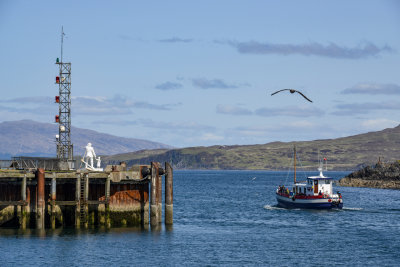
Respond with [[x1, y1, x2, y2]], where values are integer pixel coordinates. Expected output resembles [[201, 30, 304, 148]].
[[339, 161, 400, 189]]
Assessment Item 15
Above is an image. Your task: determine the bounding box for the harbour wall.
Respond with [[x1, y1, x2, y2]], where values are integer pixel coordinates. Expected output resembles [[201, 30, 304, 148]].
[[0, 162, 173, 229]]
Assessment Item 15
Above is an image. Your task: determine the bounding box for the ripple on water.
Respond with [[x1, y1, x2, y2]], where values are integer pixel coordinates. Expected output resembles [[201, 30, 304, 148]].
[[0, 170, 399, 266]]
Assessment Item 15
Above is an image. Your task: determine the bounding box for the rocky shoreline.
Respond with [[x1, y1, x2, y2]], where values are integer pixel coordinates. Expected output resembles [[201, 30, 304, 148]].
[[338, 161, 400, 189], [338, 177, 400, 189]]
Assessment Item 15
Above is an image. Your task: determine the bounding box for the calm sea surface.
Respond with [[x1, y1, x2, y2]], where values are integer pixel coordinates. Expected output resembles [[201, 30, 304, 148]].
[[0, 170, 399, 266]]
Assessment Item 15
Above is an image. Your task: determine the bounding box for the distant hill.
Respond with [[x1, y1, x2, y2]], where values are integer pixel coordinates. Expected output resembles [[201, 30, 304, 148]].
[[0, 120, 172, 159], [102, 125, 400, 171]]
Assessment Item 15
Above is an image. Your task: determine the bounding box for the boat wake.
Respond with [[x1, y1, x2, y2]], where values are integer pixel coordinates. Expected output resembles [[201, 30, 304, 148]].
[[263, 205, 287, 211], [341, 207, 363, 211]]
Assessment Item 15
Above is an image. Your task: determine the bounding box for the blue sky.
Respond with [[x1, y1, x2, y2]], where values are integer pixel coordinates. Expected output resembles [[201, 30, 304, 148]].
[[1, 0, 400, 148]]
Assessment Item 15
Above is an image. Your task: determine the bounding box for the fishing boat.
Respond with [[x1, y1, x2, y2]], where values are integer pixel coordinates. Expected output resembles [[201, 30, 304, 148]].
[[276, 146, 343, 209]]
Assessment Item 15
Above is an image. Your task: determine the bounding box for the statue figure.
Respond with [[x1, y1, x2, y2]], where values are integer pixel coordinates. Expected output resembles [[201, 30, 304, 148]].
[[85, 143, 96, 168], [97, 157, 101, 169], [81, 143, 103, 171]]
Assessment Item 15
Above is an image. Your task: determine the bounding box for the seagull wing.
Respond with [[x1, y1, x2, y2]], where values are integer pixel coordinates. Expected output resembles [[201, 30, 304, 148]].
[[271, 89, 290, 96], [295, 91, 313, 103]]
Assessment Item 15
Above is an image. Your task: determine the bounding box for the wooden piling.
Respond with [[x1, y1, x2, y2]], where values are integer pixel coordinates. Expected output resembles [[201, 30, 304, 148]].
[[165, 162, 173, 225], [150, 162, 158, 226], [51, 176, 56, 229], [36, 168, 45, 229], [105, 175, 111, 228], [20, 174, 27, 229], [21, 174, 27, 202], [156, 163, 162, 223], [75, 173, 81, 227], [84, 174, 89, 228]]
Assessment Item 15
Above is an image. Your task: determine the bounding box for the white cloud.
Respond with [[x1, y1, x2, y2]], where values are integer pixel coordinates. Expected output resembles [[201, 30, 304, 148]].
[[287, 120, 314, 128], [158, 37, 193, 43], [255, 105, 324, 117], [360, 118, 399, 130], [199, 133, 224, 141], [341, 83, 400, 95], [216, 104, 252, 115], [155, 81, 183, 90], [192, 78, 239, 89], [332, 101, 400, 116], [224, 40, 392, 59], [138, 119, 215, 131], [232, 120, 316, 137]]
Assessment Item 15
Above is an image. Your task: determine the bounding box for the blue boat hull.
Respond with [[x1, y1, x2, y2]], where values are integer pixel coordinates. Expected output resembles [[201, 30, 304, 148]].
[[276, 195, 343, 209]]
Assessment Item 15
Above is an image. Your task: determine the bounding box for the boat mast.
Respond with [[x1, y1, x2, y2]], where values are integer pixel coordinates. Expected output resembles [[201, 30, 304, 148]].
[[294, 145, 296, 184]]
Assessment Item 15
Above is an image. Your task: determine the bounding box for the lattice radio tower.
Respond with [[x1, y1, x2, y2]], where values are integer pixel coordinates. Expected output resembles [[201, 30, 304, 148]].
[[55, 26, 73, 161]]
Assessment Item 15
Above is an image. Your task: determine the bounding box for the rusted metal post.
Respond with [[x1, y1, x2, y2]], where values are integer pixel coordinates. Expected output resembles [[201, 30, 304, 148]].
[[165, 162, 173, 225], [50, 175, 57, 229], [36, 168, 45, 229], [105, 175, 111, 228], [84, 174, 89, 228], [150, 162, 158, 226], [20, 174, 27, 229], [142, 184, 149, 227], [75, 173, 81, 228], [156, 163, 162, 223]]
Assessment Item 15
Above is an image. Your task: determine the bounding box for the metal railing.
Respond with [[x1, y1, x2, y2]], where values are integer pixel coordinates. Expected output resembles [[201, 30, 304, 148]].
[[0, 160, 13, 169], [8, 157, 76, 170]]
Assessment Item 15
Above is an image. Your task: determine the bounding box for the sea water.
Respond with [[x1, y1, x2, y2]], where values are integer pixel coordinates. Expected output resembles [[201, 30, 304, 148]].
[[0, 170, 399, 266]]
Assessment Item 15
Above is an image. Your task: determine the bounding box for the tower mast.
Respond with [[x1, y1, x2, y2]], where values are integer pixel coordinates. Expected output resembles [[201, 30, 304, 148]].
[[55, 27, 73, 164], [61, 26, 64, 63]]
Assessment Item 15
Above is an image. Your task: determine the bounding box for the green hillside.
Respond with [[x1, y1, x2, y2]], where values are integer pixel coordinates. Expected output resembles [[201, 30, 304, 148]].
[[102, 125, 400, 171]]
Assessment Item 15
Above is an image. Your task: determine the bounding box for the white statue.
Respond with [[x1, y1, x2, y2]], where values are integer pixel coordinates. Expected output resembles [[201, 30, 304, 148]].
[[81, 143, 103, 171], [85, 143, 96, 168], [97, 157, 101, 169]]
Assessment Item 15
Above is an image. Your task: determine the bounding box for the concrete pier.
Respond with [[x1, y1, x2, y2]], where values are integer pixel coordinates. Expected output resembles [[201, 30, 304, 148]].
[[0, 161, 171, 229]]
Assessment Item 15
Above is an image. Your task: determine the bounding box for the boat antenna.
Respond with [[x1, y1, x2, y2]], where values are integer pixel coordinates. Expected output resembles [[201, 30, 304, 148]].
[[294, 144, 296, 184]]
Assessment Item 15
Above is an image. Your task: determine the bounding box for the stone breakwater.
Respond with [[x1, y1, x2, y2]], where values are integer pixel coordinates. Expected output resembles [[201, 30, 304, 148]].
[[339, 161, 400, 189]]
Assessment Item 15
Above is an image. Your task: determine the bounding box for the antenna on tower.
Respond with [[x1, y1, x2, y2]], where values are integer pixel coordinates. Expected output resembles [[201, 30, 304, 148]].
[[61, 26, 65, 62], [55, 26, 74, 169]]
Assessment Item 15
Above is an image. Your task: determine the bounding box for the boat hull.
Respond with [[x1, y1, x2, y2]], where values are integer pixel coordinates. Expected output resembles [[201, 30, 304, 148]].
[[276, 194, 343, 209]]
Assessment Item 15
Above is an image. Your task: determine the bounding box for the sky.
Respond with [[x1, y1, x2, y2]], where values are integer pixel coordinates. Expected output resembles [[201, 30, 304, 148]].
[[1, 0, 400, 148]]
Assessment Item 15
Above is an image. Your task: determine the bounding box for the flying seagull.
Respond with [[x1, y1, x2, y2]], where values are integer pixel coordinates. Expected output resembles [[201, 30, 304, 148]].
[[271, 89, 313, 103]]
